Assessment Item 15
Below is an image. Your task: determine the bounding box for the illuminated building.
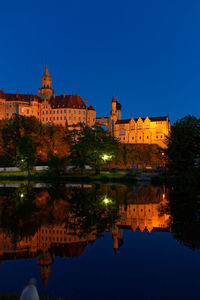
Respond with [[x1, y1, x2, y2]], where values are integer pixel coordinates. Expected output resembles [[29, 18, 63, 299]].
[[0, 65, 96, 128], [97, 93, 171, 148]]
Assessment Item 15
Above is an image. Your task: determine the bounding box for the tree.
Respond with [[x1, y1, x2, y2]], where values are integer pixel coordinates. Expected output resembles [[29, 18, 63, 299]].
[[165, 115, 200, 175], [68, 124, 119, 174]]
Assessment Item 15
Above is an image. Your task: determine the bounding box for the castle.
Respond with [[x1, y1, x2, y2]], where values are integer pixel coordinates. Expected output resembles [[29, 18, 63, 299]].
[[0, 66, 170, 148]]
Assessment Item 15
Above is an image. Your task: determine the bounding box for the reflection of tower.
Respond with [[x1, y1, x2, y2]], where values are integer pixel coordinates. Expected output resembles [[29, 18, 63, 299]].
[[38, 65, 54, 100], [37, 251, 53, 289], [112, 226, 124, 255]]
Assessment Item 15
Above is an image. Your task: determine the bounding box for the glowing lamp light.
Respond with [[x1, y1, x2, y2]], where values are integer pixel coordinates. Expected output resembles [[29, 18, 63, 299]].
[[102, 154, 112, 161], [104, 198, 109, 205], [20, 193, 24, 198]]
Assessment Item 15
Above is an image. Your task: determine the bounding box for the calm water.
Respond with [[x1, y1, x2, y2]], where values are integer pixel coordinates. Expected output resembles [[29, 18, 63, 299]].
[[0, 183, 199, 300]]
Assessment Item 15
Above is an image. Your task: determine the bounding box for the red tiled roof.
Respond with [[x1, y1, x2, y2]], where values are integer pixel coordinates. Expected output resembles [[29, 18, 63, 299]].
[[115, 119, 131, 124], [49, 94, 87, 109], [88, 105, 95, 111], [0, 90, 39, 102], [115, 116, 168, 124]]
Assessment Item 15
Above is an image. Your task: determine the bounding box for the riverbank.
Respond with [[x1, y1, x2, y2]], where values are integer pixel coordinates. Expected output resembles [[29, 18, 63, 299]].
[[0, 294, 65, 300], [0, 170, 137, 185]]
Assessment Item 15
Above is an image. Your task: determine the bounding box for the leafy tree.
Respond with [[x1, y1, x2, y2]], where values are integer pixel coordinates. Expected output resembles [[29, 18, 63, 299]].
[[165, 115, 200, 175], [68, 124, 119, 174], [47, 153, 68, 176]]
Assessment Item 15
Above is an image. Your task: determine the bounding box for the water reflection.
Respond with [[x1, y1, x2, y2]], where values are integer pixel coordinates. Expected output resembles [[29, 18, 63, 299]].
[[0, 183, 198, 290]]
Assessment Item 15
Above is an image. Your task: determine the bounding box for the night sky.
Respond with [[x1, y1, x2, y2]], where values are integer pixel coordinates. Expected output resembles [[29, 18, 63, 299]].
[[0, 0, 200, 123]]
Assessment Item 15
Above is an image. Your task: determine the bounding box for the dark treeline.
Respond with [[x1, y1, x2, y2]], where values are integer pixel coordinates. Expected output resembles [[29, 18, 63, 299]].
[[0, 115, 164, 174]]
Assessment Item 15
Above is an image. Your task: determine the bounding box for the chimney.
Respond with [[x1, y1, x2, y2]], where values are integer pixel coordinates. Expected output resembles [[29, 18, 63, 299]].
[[63, 93, 65, 97]]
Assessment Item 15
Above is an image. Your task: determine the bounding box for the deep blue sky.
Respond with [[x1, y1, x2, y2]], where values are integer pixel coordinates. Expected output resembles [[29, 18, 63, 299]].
[[0, 0, 200, 123]]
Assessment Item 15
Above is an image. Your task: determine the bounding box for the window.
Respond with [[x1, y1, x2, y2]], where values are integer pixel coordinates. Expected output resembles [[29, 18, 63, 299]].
[[146, 124, 150, 129], [60, 117, 62, 120], [50, 117, 51, 121], [46, 118, 48, 121], [160, 135, 163, 139], [43, 111, 45, 115], [120, 129, 125, 135], [61, 110, 63, 114], [57, 117, 59, 120], [130, 125, 134, 130], [83, 117, 85, 121], [147, 136, 149, 139], [79, 111, 81, 114], [138, 124, 142, 129], [27, 109, 29, 114], [42, 118, 44, 121], [132, 137, 134, 140], [53, 117, 55, 120], [46, 111, 48, 114], [69, 110, 71, 113], [74, 117, 76, 120], [50, 111, 52, 114], [53, 111, 55, 114], [64, 110, 66, 113], [83, 111, 85, 115], [74, 110, 76, 114], [139, 136, 141, 140], [156, 136, 158, 139], [69, 117, 71, 120], [57, 110, 59, 114], [64, 116, 66, 120], [79, 117, 81, 121]]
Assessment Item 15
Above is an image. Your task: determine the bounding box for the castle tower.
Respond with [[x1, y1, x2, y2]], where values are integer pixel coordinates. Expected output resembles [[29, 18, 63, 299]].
[[38, 65, 54, 100], [109, 93, 118, 135]]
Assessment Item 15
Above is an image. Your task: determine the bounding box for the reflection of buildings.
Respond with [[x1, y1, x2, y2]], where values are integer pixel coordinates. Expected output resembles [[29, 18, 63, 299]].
[[0, 186, 170, 288], [0, 225, 96, 288]]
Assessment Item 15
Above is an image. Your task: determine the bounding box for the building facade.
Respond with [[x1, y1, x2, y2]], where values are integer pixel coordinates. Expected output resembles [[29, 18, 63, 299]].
[[0, 66, 170, 147], [97, 94, 171, 148], [0, 65, 96, 128]]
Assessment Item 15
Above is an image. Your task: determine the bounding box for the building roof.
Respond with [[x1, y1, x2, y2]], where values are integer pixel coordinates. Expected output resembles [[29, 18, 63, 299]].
[[0, 90, 39, 102], [116, 101, 122, 110], [115, 116, 168, 125], [49, 94, 87, 109], [88, 105, 95, 111]]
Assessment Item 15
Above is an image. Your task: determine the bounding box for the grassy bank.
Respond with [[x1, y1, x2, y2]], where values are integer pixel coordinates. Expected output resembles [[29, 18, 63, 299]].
[[0, 170, 137, 184]]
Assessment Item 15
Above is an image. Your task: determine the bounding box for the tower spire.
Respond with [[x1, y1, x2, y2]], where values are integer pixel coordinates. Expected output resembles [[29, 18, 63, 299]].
[[43, 65, 50, 77], [112, 92, 116, 102]]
